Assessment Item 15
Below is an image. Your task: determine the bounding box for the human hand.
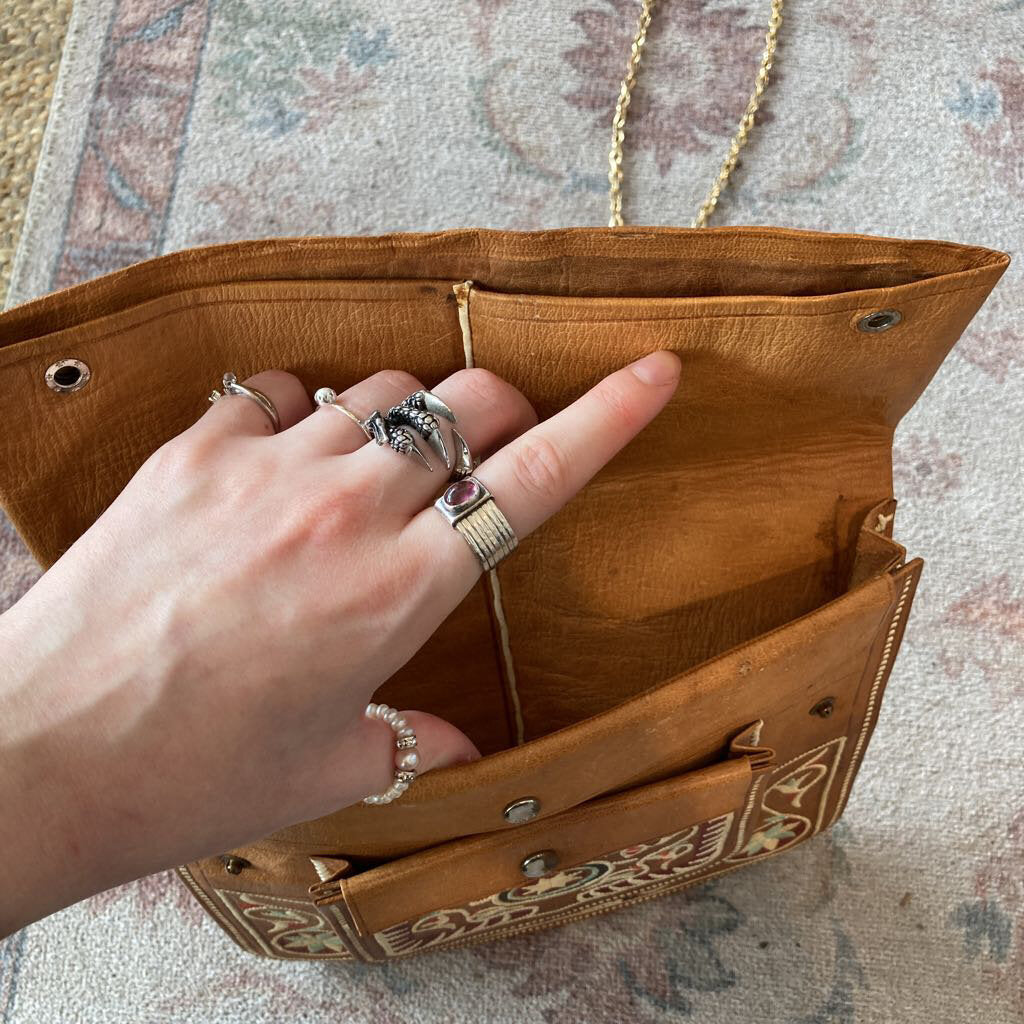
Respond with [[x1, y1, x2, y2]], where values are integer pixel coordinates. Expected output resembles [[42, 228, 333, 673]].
[[0, 350, 681, 934]]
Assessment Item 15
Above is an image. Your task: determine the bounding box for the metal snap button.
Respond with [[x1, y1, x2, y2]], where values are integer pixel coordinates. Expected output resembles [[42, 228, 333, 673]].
[[856, 309, 902, 333], [45, 358, 91, 393], [520, 849, 559, 878], [503, 797, 541, 824]]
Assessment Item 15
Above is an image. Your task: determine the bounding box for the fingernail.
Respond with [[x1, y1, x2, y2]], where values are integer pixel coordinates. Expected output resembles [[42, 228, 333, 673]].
[[629, 350, 681, 386]]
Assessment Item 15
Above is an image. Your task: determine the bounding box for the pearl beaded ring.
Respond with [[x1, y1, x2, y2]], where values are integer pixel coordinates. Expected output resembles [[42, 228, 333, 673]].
[[362, 702, 420, 805]]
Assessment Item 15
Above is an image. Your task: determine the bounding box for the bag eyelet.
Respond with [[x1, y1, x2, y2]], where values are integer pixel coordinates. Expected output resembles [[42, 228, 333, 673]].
[[45, 358, 91, 393], [856, 309, 902, 333]]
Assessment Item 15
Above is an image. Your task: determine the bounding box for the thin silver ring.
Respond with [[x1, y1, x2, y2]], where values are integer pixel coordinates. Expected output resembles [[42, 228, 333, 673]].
[[313, 387, 373, 438], [434, 476, 518, 571], [209, 372, 281, 433], [362, 702, 419, 805]]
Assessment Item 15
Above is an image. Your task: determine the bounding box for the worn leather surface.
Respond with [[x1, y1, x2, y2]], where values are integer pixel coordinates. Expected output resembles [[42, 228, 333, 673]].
[[0, 225, 1008, 960]]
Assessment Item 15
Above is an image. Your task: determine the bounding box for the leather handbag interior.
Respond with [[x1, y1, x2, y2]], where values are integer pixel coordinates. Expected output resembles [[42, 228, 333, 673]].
[[0, 225, 1009, 960]]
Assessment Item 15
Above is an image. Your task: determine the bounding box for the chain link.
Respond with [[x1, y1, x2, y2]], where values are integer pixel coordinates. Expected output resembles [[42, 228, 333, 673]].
[[608, 0, 784, 228]]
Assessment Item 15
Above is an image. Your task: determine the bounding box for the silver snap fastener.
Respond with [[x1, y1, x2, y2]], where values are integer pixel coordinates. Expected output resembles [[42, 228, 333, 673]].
[[856, 309, 902, 333], [503, 797, 541, 824], [520, 849, 559, 878], [45, 358, 91, 393]]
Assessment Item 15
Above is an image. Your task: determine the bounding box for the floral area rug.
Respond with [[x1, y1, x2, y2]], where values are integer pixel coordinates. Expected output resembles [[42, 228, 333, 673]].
[[2, 1, 1022, 1021]]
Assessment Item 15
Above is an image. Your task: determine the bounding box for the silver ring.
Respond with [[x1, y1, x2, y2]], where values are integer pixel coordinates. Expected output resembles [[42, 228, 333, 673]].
[[434, 476, 518, 571], [384, 390, 473, 477], [313, 387, 373, 438], [316, 386, 474, 478], [362, 702, 419, 805], [209, 372, 281, 433]]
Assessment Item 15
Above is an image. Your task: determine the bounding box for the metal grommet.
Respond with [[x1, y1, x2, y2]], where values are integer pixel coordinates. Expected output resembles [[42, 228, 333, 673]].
[[220, 854, 251, 875], [520, 849, 559, 878], [45, 358, 91, 393], [503, 797, 541, 824], [856, 309, 902, 333], [810, 697, 836, 719]]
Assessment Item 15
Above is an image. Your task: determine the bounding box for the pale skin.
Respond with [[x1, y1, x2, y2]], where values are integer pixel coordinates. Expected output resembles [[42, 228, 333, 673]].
[[0, 350, 681, 937]]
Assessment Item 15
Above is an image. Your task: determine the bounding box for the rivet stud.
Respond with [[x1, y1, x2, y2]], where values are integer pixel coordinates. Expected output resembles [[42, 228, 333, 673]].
[[220, 855, 250, 875], [520, 849, 559, 878], [810, 697, 836, 718]]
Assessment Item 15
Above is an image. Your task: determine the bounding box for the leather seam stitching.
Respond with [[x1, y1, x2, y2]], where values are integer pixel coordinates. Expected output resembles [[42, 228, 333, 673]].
[[829, 568, 916, 823], [454, 281, 526, 749], [174, 865, 260, 955]]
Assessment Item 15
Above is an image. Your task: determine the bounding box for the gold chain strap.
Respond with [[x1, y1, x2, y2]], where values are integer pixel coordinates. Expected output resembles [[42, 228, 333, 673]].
[[608, 0, 784, 228]]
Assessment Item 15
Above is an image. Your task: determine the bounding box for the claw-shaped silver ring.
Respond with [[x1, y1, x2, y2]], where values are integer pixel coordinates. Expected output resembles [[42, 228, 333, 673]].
[[315, 386, 474, 478]]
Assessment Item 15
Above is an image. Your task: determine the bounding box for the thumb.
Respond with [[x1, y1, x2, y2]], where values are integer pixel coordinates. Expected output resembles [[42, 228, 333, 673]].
[[351, 707, 481, 803]]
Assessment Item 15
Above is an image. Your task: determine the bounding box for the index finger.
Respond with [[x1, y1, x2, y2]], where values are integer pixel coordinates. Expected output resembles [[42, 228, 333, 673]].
[[405, 349, 681, 582]]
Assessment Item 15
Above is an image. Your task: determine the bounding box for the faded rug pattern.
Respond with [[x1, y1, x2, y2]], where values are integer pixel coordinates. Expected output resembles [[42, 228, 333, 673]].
[[2, 1, 1022, 1022]]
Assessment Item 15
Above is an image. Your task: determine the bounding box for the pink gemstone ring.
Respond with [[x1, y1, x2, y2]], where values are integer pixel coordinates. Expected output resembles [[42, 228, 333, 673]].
[[434, 476, 518, 571]]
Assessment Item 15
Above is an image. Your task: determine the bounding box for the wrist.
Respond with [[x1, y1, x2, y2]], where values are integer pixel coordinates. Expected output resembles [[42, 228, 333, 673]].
[[0, 590, 146, 933]]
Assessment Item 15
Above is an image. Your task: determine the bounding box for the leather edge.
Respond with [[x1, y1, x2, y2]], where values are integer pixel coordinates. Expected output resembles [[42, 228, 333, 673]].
[[0, 226, 1009, 346], [824, 556, 924, 829]]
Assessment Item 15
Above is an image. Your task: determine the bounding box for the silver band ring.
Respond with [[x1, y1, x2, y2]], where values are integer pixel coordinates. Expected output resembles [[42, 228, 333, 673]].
[[314, 387, 373, 438], [362, 702, 420, 805], [209, 372, 281, 433], [434, 476, 518, 571]]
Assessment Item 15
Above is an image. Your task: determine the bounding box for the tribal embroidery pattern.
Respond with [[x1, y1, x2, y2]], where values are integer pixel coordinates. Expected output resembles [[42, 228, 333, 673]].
[[216, 890, 353, 959], [207, 738, 847, 960], [375, 812, 735, 958], [726, 737, 846, 863]]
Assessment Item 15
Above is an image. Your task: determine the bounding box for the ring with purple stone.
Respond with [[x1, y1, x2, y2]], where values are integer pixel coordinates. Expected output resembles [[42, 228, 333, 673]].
[[433, 476, 518, 572]]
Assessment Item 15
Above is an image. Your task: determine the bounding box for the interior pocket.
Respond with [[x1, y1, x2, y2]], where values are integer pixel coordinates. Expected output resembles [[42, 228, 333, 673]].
[[276, 510, 904, 859], [424, 268, 963, 748]]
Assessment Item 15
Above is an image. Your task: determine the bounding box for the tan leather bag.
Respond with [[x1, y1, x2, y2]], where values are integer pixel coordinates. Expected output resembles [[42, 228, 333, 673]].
[[0, 224, 1009, 960]]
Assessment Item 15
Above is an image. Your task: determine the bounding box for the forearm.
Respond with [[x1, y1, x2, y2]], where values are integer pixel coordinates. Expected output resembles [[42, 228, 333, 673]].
[[1, 597, 104, 933], [0, 554, 387, 934], [0, 581, 185, 935]]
